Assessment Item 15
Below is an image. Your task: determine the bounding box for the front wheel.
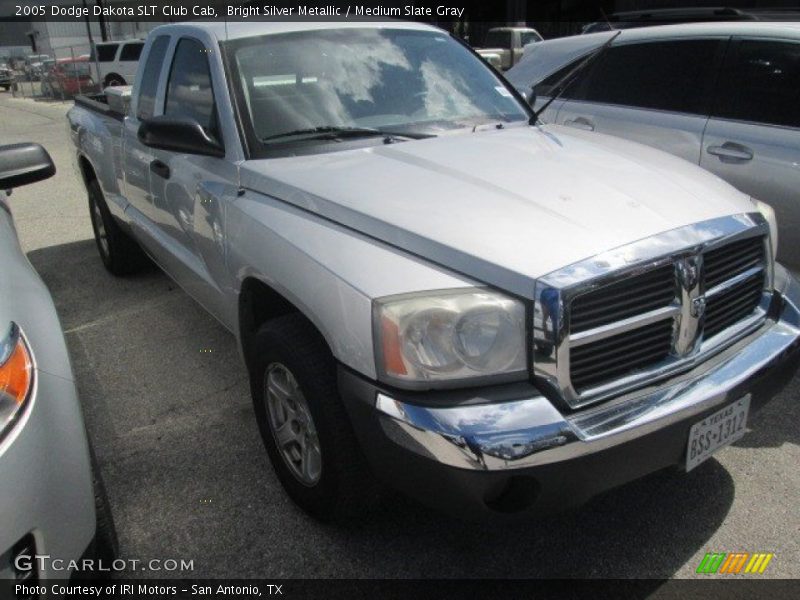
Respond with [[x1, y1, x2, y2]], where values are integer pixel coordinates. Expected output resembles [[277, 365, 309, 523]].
[[250, 313, 379, 521], [87, 179, 148, 275], [104, 74, 125, 87]]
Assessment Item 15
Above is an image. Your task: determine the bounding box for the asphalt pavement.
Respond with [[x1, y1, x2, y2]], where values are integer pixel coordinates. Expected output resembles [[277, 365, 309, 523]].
[[1, 91, 798, 579]]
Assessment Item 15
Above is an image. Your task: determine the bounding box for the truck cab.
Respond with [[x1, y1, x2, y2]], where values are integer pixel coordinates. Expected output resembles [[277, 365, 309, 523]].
[[476, 26, 543, 69]]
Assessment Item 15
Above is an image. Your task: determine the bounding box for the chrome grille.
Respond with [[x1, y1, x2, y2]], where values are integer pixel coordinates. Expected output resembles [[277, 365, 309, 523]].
[[704, 271, 765, 339], [703, 236, 766, 340], [533, 214, 772, 409], [571, 318, 674, 392], [704, 236, 765, 289], [570, 264, 676, 333]]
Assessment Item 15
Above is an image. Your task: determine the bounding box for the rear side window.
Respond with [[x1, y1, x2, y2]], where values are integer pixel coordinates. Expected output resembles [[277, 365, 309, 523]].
[[136, 36, 170, 120], [120, 42, 144, 62], [576, 40, 722, 115], [520, 31, 542, 47], [96, 44, 119, 62], [485, 31, 512, 48], [164, 38, 220, 140], [714, 40, 800, 128]]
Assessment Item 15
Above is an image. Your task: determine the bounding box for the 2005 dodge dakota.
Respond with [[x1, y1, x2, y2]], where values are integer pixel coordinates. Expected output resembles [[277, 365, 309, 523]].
[[68, 21, 800, 520]]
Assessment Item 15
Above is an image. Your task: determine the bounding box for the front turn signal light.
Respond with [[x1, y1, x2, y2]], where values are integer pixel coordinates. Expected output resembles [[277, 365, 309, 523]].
[[0, 323, 33, 436]]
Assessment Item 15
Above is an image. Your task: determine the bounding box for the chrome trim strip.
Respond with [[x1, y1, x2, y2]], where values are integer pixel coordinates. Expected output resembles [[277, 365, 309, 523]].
[[374, 266, 800, 471], [533, 213, 771, 408], [705, 265, 765, 299], [569, 305, 680, 347]]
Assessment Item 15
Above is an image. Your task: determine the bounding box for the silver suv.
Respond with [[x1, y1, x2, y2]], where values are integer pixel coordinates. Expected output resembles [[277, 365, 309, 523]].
[[508, 22, 800, 269]]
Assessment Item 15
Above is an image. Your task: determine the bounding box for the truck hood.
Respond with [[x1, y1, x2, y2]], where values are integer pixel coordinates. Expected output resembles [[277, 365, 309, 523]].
[[240, 124, 755, 297]]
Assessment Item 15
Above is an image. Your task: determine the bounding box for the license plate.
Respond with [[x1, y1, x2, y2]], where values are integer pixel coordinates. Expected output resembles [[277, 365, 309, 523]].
[[686, 395, 750, 471]]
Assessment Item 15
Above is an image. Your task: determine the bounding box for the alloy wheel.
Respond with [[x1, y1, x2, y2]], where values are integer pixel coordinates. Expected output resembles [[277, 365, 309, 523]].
[[264, 363, 322, 486]]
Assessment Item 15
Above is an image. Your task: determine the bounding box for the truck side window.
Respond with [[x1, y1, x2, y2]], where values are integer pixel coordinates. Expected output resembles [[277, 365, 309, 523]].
[[136, 36, 170, 121], [578, 40, 722, 115], [520, 31, 541, 47], [120, 42, 144, 62], [713, 40, 800, 129], [164, 38, 220, 141], [96, 44, 119, 62], [484, 30, 512, 48]]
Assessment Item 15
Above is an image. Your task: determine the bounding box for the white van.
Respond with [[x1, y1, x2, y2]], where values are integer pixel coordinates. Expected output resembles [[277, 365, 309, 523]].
[[90, 40, 144, 87]]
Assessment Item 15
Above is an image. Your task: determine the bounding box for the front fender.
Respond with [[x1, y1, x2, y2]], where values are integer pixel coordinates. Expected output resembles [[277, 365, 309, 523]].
[[227, 190, 475, 379]]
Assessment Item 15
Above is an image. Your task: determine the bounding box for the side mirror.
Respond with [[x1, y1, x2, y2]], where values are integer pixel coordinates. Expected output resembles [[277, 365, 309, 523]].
[[0, 143, 56, 190], [138, 116, 224, 158]]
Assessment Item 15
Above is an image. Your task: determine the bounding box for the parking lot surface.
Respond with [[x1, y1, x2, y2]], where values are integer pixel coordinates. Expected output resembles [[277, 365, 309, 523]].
[[2, 92, 798, 579]]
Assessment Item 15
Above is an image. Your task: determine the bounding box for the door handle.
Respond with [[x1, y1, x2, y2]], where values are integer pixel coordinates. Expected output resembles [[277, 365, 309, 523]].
[[707, 142, 753, 163], [149, 159, 170, 179], [563, 117, 595, 131]]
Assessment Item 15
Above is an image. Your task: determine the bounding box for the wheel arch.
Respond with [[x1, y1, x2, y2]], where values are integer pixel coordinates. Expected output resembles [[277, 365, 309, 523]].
[[237, 276, 334, 375], [77, 152, 98, 186]]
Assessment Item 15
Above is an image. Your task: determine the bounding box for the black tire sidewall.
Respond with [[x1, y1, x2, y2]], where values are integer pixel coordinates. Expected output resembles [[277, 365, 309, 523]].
[[88, 180, 115, 270], [87, 179, 147, 275], [250, 315, 364, 520]]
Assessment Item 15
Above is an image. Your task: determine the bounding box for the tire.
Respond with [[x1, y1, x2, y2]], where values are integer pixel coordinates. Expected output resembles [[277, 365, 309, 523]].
[[250, 313, 379, 521], [104, 74, 125, 87], [87, 179, 148, 275]]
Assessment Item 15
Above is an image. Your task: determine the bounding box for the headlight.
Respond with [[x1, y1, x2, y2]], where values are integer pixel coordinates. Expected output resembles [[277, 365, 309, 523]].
[[753, 198, 778, 259], [0, 323, 33, 436], [374, 289, 527, 387]]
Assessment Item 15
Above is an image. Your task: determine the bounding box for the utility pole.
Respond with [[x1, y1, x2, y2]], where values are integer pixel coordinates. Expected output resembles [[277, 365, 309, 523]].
[[81, 0, 94, 48], [94, 0, 108, 42], [81, 0, 101, 87]]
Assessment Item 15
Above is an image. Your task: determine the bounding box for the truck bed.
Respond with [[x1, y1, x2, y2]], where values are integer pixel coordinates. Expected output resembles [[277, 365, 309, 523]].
[[75, 86, 131, 120]]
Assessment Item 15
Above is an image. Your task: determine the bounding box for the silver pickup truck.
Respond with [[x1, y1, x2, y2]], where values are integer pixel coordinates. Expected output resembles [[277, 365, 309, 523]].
[[67, 21, 800, 521]]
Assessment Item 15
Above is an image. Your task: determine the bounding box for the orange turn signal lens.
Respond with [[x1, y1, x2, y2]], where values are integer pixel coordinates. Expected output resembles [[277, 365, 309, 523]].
[[380, 315, 408, 377], [0, 324, 32, 406]]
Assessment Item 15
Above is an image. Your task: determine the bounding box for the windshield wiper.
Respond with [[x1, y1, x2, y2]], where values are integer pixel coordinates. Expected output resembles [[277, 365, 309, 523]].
[[261, 126, 434, 143], [532, 30, 621, 123]]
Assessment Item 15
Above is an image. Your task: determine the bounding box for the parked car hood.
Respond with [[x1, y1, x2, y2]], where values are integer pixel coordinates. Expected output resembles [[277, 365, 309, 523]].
[[0, 204, 73, 380], [505, 31, 613, 91], [240, 124, 755, 296]]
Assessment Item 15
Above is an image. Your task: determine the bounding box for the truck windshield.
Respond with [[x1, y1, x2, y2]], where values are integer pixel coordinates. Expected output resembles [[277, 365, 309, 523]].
[[225, 28, 529, 153]]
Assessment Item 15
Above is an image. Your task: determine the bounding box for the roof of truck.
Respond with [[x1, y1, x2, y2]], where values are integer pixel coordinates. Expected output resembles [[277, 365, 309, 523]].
[[150, 20, 438, 42]]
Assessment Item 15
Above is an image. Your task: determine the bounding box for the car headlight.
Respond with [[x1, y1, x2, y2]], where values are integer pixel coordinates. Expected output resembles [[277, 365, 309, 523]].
[[753, 198, 778, 259], [0, 323, 33, 436], [374, 289, 527, 387]]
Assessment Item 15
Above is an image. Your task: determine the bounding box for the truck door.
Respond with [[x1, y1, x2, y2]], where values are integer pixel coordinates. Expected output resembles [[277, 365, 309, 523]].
[[700, 37, 800, 270], [122, 35, 170, 226], [146, 36, 238, 327], [555, 38, 725, 165]]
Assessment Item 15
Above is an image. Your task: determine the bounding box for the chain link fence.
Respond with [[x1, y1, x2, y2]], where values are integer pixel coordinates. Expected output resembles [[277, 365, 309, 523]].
[[9, 44, 101, 102]]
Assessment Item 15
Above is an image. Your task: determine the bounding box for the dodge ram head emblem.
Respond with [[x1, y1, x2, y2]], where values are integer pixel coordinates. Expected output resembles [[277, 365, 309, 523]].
[[691, 296, 707, 318]]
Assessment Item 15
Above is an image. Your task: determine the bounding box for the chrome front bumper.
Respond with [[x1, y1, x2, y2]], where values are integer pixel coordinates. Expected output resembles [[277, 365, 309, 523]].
[[373, 264, 800, 473]]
